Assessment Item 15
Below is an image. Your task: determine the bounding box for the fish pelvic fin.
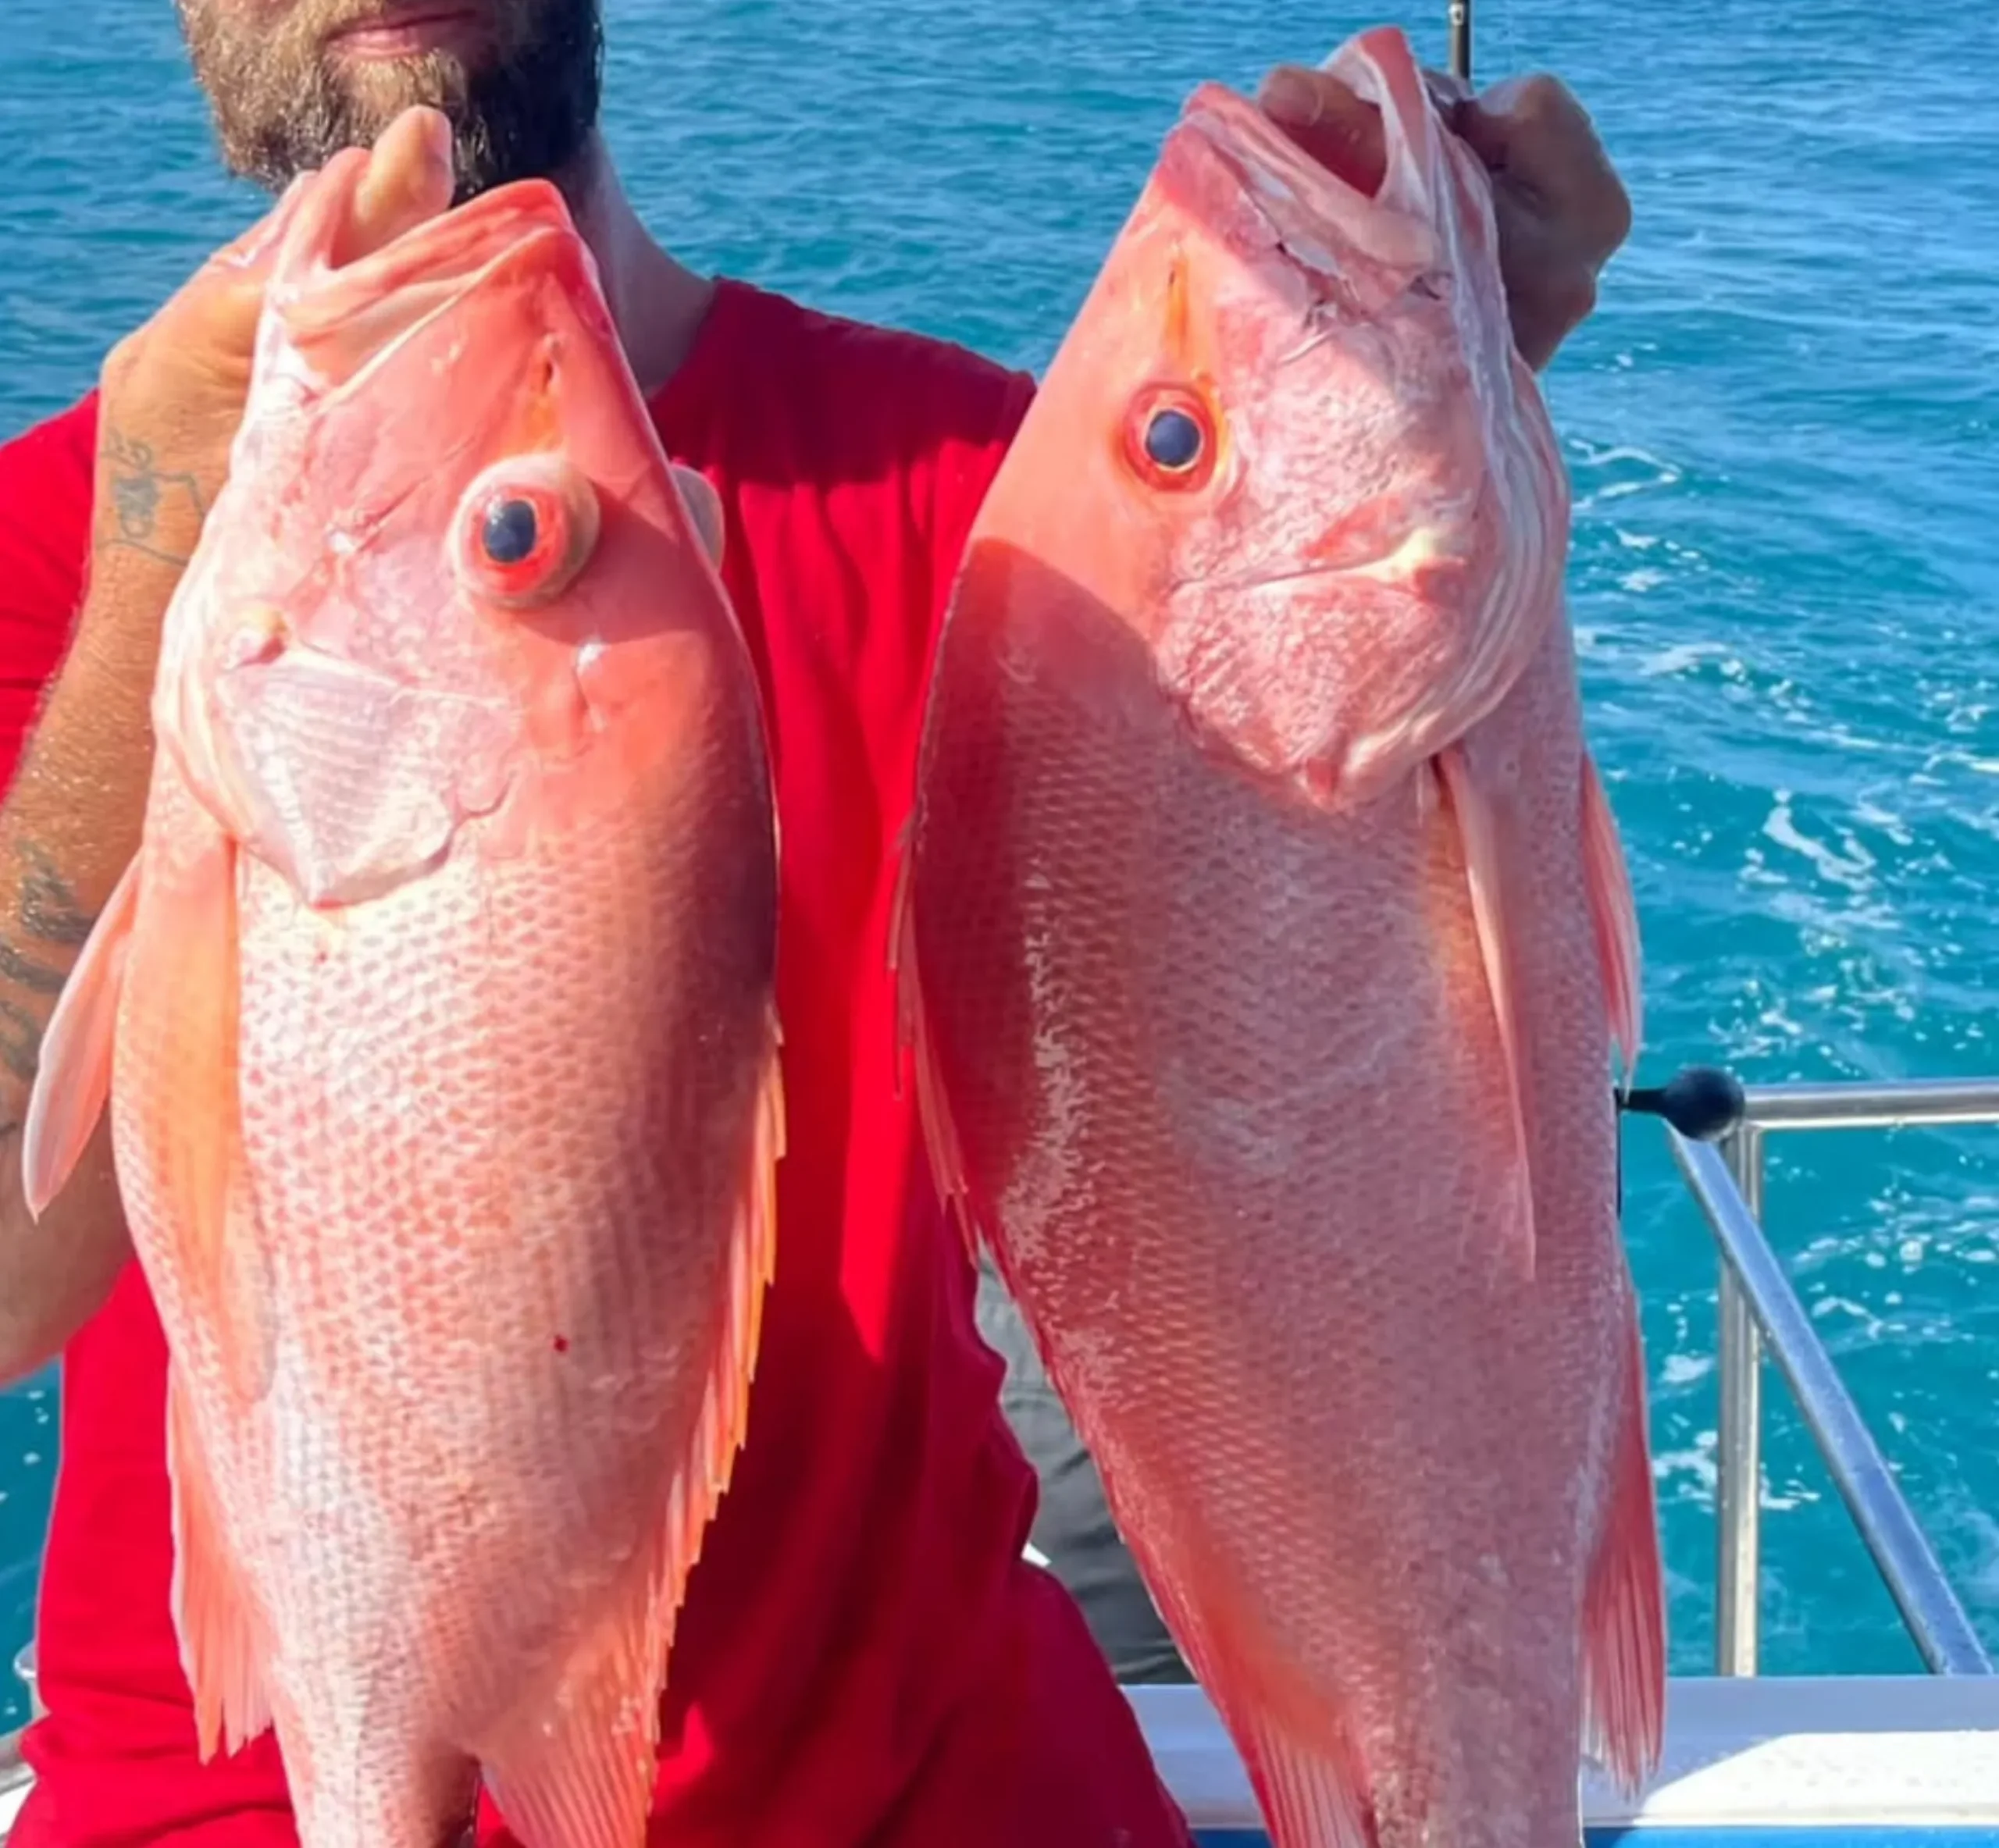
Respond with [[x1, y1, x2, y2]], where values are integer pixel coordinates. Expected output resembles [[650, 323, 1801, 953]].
[[20, 856, 141, 1219], [480, 1013, 783, 1848], [166, 1366, 274, 1760], [887, 817, 976, 1259], [1434, 744, 1536, 1277], [1584, 1304, 1668, 1795], [1580, 753, 1644, 1090]]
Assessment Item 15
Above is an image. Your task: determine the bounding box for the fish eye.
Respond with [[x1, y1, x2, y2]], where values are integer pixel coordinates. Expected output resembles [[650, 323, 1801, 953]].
[[452, 457, 601, 611], [480, 497, 541, 567], [1124, 385, 1220, 491], [1143, 408, 1204, 474]]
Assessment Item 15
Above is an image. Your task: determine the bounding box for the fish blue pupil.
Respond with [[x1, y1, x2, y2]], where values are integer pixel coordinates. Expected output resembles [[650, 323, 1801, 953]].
[[1143, 407, 1203, 473], [482, 497, 540, 566]]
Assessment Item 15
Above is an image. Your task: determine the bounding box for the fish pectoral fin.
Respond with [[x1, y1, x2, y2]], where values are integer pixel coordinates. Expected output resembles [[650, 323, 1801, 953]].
[[1579, 753, 1644, 1087], [124, 825, 276, 1406], [1434, 745, 1536, 1275], [166, 1367, 274, 1761], [886, 821, 976, 1257], [483, 1020, 785, 1848], [1583, 1311, 1668, 1796], [20, 856, 142, 1219]]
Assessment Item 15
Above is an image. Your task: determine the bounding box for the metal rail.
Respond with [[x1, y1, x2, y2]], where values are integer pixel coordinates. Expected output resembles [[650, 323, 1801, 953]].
[[1644, 1074, 1999, 1679]]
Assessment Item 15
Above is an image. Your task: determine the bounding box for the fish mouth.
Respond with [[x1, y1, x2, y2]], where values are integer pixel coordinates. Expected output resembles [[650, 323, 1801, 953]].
[[269, 164, 599, 396], [1165, 39, 1444, 286]]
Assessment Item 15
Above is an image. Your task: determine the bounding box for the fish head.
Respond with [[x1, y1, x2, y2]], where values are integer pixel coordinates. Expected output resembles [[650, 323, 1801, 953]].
[[160, 123, 740, 908], [962, 26, 1567, 801]]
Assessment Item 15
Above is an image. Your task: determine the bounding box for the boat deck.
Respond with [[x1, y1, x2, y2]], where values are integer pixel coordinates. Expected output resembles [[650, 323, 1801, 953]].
[[1146, 1675, 1999, 1843]]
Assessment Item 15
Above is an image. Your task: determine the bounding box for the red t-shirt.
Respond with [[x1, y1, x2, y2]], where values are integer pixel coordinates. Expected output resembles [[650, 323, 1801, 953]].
[[0, 279, 1191, 1848]]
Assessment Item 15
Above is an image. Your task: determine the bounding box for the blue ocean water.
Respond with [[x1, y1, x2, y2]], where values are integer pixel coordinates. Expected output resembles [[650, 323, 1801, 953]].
[[2, 0, 1996, 1737]]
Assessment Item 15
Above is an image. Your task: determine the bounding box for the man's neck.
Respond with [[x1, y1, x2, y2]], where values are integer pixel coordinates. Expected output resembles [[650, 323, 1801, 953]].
[[557, 133, 716, 400]]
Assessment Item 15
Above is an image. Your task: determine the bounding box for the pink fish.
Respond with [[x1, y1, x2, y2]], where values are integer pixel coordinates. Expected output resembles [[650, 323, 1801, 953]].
[[895, 26, 1663, 1848], [23, 131, 783, 1848]]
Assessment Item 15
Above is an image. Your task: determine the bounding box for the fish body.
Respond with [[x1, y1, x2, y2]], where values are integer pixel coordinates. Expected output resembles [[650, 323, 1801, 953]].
[[896, 27, 1662, 1848], [25, 149, 782, 1848]]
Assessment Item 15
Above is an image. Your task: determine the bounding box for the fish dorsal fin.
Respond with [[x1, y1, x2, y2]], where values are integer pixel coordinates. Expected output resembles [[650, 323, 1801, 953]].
[[1579, 753, 1644, 1085]]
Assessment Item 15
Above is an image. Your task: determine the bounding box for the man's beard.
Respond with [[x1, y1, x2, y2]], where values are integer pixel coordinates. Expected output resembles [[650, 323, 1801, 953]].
[[176, 0, 604, 203]]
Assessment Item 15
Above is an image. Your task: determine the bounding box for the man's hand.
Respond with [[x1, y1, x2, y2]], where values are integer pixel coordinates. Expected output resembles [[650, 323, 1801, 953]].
[[1256, 62, 1632, 372], [91, 105, 458, 589]]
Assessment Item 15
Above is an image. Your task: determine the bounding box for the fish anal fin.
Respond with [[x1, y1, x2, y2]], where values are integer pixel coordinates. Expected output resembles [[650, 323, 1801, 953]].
[[886, 820, 976, 1259], [122, 827, 275, 1407], [479, 1593, 665, 1848], [1583, 1311, 1667, 1795], [165, 1367, 273, 1761], [1110, 1519, 1376, 1848], [1579, 754, 1644, 1086], [1434, 745, 1536, 1275], [1239, 1706, 1377, 1848], [21, 856, 142, 1219], [687, 1016, 783, 1543], [483, 1026, 782, 1848]]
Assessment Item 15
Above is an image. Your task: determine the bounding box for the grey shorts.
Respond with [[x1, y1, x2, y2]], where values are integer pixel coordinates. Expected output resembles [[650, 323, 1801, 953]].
[[972, 1250, 1192, 1685]]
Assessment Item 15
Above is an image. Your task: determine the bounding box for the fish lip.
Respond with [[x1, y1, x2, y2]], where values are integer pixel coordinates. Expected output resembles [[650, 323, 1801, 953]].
[[272, 191, 585, 403]]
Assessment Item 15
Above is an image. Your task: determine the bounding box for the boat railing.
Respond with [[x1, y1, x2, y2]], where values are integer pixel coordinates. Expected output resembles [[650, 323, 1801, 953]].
[[1638, 1072, 1999, 1679]]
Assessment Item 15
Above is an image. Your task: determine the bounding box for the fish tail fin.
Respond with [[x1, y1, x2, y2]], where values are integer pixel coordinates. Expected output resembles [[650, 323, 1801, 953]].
[[1434, 746, 1536, 1276], [1583, 1309, 1667, 1794], [481, 1015, 784, 1848], [1237, 1706, 1377, 1848], [166, 1369, 273, 1760], [1579, 753, 1644, 1090], [20, 856, 142, 1218], [887, 818, 975, 1256]]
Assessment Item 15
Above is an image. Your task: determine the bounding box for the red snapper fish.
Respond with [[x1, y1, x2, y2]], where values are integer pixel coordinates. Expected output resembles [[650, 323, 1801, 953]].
[[23, 131, 783, 1848], [895, 25, 1664, 1848]]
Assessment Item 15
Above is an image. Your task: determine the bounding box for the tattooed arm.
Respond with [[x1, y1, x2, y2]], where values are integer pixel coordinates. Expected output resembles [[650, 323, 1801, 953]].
[[0, 414, 195, 1383]]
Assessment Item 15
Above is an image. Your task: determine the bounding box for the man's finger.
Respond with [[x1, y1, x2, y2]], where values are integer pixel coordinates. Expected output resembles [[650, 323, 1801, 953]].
[[1257, 65, 1387, 197], [349, 105, 456, 258]]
